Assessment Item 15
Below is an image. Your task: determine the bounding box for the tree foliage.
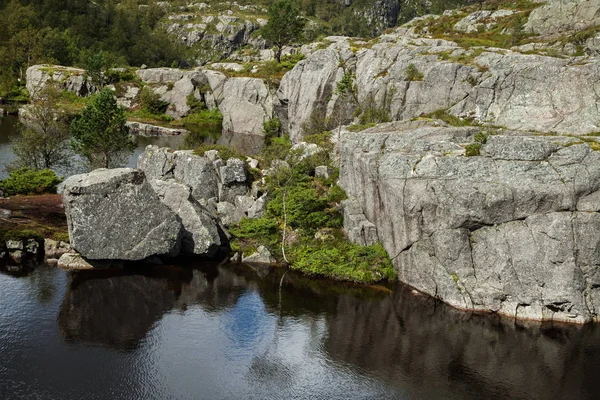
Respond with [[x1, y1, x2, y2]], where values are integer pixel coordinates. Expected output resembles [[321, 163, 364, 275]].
[[0, 167, 62, 196], [0, 0, 185, 99], [8, 86, 73, 172], [261, 0, 305, 63], [70, 88, 135, 169]]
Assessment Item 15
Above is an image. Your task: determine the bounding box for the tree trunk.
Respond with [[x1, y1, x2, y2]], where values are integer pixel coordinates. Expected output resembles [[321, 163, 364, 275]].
[[281, 190, 289, 264], [276, 46, 282, 63]]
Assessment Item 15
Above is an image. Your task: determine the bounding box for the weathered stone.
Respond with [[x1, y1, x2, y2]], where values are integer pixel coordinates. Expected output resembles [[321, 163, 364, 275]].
[[44, 239, 72, 259], [525, 0, 600, 35], [62, 168, 183, 260], [246, 157, 259, 169], [150, 179, 221, 256], [315, 165, 334, 179], [6, 240, 23, 251], [219, 77, 273, 137], [234, 195, 255, 214], [242, 245, 276, 265], [138, 146, 219, 202], [26, 65, 92, 99], [342, 200, 379, 246], [25, 239, 39, 255], [247, 195, 268, 219], [277, 49, 346, 142], [57, 253, 95, 270], [219, 158, 249, 203], [216, 201, 242, 227], [251, 180, 265, 199], [339, 122, 600, 323]]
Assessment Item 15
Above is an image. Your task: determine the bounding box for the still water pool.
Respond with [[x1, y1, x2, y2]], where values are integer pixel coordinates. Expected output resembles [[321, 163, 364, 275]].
[[1, 262, 599, 400]]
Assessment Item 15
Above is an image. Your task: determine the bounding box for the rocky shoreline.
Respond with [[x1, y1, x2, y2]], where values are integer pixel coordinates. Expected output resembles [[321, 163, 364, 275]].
[[6, 0, 600, 324]]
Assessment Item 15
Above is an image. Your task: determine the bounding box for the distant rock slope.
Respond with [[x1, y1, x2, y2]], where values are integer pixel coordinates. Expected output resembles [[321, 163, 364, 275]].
[[338, 120, 600, 323], [279, 34, 600, 141], [525, 0, 600, 35]]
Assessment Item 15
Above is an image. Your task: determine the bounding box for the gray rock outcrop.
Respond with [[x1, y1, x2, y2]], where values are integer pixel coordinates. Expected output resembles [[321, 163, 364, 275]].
[[220, 77, 273, 136], [150, 179, 221, 256], [242, 245, 277, 265], [338, 121, 600, 323], [138, 145, 219, 203], [26, 65, 92, 99], [525, 0, 600, 35], [62, 168, 183, 260], [57, 253, 94, 270], [278, 31, 600, 142]]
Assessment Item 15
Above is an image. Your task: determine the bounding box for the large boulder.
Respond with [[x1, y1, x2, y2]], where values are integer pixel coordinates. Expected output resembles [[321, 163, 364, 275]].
[[219, 77, 273, 137], [62, 168, 183, 260], [150, 179, 221, 256], [338, 121, 600, 323]]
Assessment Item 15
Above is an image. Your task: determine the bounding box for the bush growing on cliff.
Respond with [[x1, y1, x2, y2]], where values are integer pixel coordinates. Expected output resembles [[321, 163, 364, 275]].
[[0, 168, 62, 196], [140, 87, 168, 115], [290, 242, 395, 283], [405, 64, 424, 81]]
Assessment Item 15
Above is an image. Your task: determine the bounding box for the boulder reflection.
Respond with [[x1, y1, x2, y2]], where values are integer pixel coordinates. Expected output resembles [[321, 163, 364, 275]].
[[58, 263, 600, 399]]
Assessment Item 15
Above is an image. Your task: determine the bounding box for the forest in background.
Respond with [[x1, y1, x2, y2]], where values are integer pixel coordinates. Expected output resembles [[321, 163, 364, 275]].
[[0, 0, 470, 99]]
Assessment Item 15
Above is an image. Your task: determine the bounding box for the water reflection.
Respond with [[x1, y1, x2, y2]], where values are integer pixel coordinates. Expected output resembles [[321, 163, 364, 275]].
[[51, 263, 600, 399], [2, 263, 600, 399]]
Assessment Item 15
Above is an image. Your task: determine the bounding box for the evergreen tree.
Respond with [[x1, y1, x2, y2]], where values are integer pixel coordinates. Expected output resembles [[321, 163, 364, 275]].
[[70, 88, 135, 169], [261, 0, 305, 63]]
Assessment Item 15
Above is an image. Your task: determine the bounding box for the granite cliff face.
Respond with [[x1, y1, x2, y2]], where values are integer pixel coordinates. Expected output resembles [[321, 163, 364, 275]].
[[278, 33, 600, 141], [338, 121, 600, 323]]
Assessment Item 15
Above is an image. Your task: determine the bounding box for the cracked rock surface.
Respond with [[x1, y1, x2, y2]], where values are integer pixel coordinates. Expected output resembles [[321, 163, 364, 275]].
[[339, 121, 600, 323], [62, 168, 183, 260]]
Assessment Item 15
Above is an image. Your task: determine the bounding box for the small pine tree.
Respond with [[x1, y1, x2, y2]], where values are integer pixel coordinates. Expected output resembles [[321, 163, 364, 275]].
[[261, 0, 305, 63], [70, 88, 135, 169]]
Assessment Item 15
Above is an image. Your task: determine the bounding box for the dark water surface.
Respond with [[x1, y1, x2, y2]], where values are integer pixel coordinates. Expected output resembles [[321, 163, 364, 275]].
[[1, 262, 599, 400]]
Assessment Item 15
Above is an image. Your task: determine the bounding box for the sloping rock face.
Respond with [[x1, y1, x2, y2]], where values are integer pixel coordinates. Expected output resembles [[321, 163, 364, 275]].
[[525, 0, 600, 35], [338, 121, 600, 323], [278, 41, 355, 142], [279, 33, 600, 142], [220, 77, 273, 136], [26, 65, 92, 99], [62, 168, 183, 260]]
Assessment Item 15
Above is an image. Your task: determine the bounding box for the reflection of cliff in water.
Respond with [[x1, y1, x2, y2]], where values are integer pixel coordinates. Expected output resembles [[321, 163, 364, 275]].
[[320, 284, 600, 400], [57, 264, 255, 350], [57, 262, 600, 399]]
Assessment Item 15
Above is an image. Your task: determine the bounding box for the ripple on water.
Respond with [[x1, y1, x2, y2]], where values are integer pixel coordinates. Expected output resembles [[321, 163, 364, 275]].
[[1, 263, 600, 400]]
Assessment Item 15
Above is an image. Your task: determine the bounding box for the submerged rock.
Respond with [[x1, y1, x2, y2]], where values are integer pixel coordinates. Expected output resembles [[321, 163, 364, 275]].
[[339, 122, 600, 323], [62, 168, 183, 260]]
